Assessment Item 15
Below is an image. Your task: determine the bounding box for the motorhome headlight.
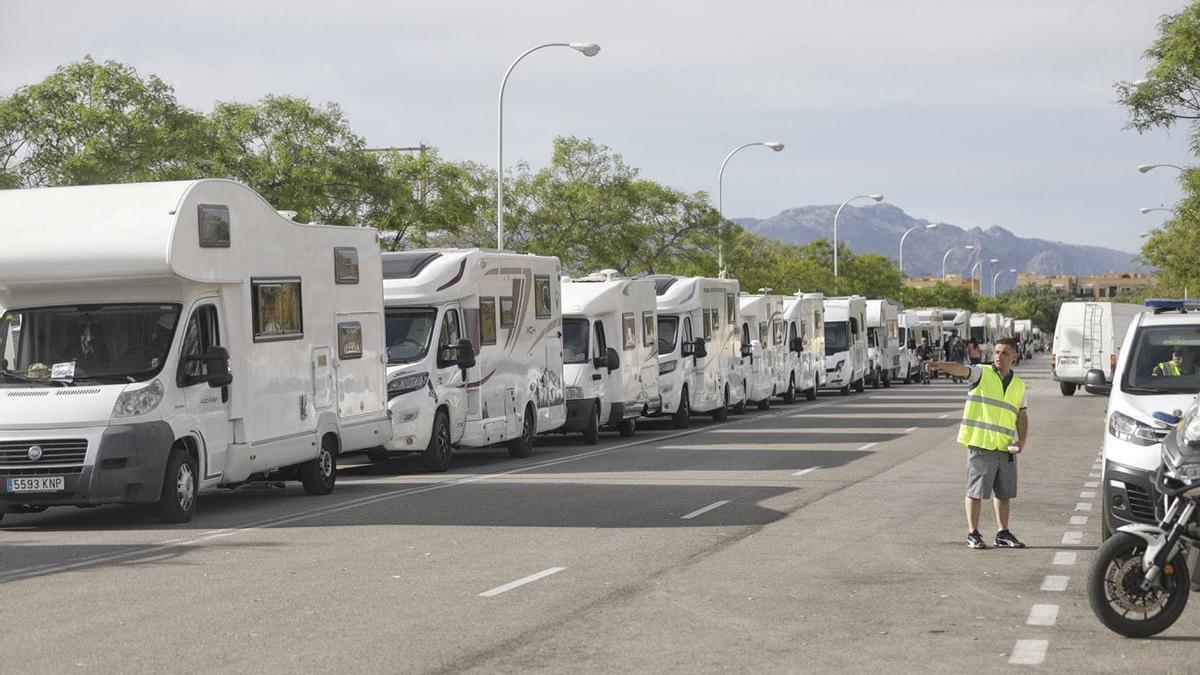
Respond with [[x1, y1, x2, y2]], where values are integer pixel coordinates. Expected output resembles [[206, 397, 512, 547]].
[[113, 379, 165, 418], [659, 359, 678, 376], [565, 386, 585, 400], [388, 372, 429, 399], [1108, 411, 1159, 447]]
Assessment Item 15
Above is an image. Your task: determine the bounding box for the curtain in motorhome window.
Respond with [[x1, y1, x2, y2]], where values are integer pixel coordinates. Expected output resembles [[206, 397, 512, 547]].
[[642, 311, 655, 348], [773, 319, 785, 346], [252, 278, 303, 341], [479, 298, 497, 345], [622, 313, 637, 351], [534, 276, 552, 319], [334, 247, 359, 284], [338, 322, 363, 359], [198, 204, 230, 248]]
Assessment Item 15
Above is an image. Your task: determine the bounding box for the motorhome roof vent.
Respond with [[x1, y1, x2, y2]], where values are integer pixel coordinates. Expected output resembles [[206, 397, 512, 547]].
[[576, 269, 623, 283]]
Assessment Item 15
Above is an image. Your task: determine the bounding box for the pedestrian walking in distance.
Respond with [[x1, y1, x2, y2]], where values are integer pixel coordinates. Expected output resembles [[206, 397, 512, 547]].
[[927, 338, 1029, 549]]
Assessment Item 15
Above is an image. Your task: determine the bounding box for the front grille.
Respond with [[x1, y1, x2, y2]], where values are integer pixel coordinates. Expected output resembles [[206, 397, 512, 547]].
[[0, 466, 84, 476], [0, 439, 88, 466], [1125, 482, 1158, 523]]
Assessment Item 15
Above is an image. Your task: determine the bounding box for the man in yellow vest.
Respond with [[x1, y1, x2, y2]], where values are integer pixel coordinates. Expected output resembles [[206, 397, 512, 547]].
[[1152, 349, 1184, 377], [928, 337, 1029, 549]]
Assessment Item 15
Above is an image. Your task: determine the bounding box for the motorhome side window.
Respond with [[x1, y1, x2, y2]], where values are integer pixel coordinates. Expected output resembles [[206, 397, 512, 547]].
[[702, 309, 713, 341], [334, 247, 359, 284], [726, 294, 736, 326], [642, 311, 655, 348], [758, 321, 768, 346], [534, 276, 552, 319], [773, 320, 785, 346], [338, 322, 363, 360], [198, 204, 230, 248], [622, 312, 637, 351], [499, 297, 515, 328], [181, 305, 220, 381], [252, 278, 303, 342], [593, 321, 607, 357], [479, 298, 497, 345]]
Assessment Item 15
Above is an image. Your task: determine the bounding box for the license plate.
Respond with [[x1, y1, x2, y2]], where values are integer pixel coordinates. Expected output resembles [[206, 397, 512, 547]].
[[5, 476, 64, 493], [1058, 356, 1078, 364]]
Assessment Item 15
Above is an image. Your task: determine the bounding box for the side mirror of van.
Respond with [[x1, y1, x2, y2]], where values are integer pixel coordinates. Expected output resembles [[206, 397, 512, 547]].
[[790, 338, 804, 354], [605, 347, 620, 372], [1084, 369, 1111, 396], [692, 339, 707, 359], [456, 339, 476, 370], [204, 346, 233, 389]]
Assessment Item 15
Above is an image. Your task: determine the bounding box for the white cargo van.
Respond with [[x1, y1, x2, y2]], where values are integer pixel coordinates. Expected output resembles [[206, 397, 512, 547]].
[[897, 311, 920, 383], [0, 180, 391, 523], [739, 293, 788, 409], [373, 249, 566, 468], [865, 299, 902, 388], [559, 271, 660, 443], [823, 296, 868, 395], [1090, 300, 1200, 537], [780, 293, 824, 401], [1052, 301, 1144, 396], [652, 275, 745, 426]]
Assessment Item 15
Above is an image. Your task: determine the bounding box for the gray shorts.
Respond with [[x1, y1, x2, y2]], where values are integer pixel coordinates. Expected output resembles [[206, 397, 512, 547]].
[[966, 448, 1017, 499]]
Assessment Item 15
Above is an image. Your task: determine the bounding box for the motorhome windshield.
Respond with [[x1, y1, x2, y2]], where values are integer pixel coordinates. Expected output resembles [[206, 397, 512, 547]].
[[970, 326, 985, 342], [0, 304, 180, 384], [562, 318, 589, 365], [1122, 325, 1200, 395], [658, 315, 679, 354], [385, 308, 436, 365], [825, 321, 849, 354]]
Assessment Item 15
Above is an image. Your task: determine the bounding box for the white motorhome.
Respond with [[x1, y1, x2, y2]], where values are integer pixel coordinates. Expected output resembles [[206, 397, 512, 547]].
[[651, 275, 745, 426], [1052, 301, 1144, 396], [559, 271, 660, 443], [969, 313, 993, 356], [1013, 319, 1034, 358], [822, 296, 868, 394], [941, 309, 971, 345], [0, 180, 391, 523], [897, 311, 921, 383], [780, 292, 824, 401], [910, 309, 945, 358], [374, 249, 566, 468], [865, 299, 902, 388], [739, 293, 788, 409]]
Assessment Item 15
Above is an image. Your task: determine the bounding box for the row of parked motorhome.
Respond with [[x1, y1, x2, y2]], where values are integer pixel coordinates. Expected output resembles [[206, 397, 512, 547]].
[[0, 181, 1039, 523]]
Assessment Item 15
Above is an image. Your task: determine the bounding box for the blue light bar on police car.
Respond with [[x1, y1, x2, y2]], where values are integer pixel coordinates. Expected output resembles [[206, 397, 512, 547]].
[[1146, 299, 1200, 311]]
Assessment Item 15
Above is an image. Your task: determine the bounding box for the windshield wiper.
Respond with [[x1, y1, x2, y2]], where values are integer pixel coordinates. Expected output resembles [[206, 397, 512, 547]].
[[1123, 385, 1181, 395], [0, 371, 64, 386]]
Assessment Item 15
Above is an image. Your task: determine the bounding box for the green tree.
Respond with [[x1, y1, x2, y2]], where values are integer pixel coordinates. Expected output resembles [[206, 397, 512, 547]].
[[898, 283, 978, 311]]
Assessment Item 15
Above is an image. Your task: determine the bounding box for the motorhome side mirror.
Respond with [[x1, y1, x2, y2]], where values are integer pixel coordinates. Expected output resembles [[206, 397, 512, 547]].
[[681, 341, 695, 357], [740, 344, 752, 358], [1084, 369, 1111, 396], [790, 338, 804, 353], [204, 346, 233, 389], [456, 339, 476, 370], [606, 347, 620, 372], [692, 339, 708, 359], [908, 340, 916, 350]]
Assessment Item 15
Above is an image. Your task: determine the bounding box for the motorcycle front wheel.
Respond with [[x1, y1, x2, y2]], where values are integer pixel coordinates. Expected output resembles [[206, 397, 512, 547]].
[[1088, 532, 1190, 638]]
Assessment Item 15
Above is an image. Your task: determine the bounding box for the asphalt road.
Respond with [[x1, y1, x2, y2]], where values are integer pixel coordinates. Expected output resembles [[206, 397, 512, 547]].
[[3, 353, 1198, 673]]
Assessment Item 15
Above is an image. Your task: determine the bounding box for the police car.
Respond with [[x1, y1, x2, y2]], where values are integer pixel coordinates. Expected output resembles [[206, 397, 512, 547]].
[[1091, 299, 1200, 538]]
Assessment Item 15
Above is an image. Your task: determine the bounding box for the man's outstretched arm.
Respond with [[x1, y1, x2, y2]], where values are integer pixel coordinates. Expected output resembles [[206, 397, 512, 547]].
[[928, 361, 971, 378]]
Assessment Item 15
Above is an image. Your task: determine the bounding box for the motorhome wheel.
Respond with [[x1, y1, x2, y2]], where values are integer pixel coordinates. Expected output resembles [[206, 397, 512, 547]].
[[805, 385, 817, 401], [300, 436, 338, 495], [854, 378, 865, 393], [840, 384, 850, 396], [882, 371, 891, 388], [731, 386, 747, 415], [582, 404, 601, 445], [155, 447, 197, 523], [672, 388, 690, 429], [756, 397, 771, 410], [872, 368, 881, 389], [422, 411, 453, 472], [507, 407, 536, 458], [617, 417, 636, 438], [712, 388, 730, 422], [783, 376, 796, 404]]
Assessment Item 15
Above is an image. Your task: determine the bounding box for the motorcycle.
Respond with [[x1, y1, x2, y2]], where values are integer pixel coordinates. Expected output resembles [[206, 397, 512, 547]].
[[1088, 398, 1200, 637]]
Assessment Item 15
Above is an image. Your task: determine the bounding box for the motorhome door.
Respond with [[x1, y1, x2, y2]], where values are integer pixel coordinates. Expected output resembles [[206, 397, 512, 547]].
[[435, 305, 467, 437], [179, 303, 233, 481]]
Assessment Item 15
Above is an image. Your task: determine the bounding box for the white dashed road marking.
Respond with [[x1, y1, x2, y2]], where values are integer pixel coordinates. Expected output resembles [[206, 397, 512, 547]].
[[681, 500, 731, 520], [1075, 502, 1093, 512], [1080, 491, 1096, 499], [1062, 531, 1083, 545], [1053, 552, 1077, 566], [1041, 575, 1069, 592], [1009, 640, 1048, 666], [792, 467, 820, 477], [1084, 481, 1099, 488], [479, 567, 566, 597], [1070, 516, 1089, 526], [1026, 604, 1060, 626]]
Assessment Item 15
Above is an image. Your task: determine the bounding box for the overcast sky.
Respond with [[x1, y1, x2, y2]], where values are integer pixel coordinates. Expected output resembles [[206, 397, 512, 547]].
[[2, 0, 1192, 254]]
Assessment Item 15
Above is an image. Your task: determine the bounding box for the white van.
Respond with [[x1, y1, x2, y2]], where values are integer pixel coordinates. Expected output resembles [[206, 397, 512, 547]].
[[1091, 300, 1200, 537], [941, 309, 971, 346], [866, 299, 902, 388], [910, 308, 945, 358], [897, 311, 921, 383], [739, 293, 788, 409], [0, 180, 391, 523], [969, 313, 992, 357], [1052, 301, 1144, 396], [823, 296, 868, 395], [1013, 319, 1033, 358], [780, 293, 824, 401], [559, 271, 660, 443], [374, 249, 566, 468], [652, 275, 745, 426]]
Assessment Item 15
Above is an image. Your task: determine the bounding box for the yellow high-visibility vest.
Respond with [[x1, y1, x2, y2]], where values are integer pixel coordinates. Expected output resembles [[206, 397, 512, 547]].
[[1154, 361, 1182, 377], [958, 366, 1025, 451]]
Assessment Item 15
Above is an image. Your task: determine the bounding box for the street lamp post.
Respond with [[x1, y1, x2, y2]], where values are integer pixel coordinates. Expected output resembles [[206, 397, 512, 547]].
[[992, 268, 1017, 296], [1140, 207, 1176, 216], [942, 244, 975, 280], [899, 223, 938, 275], [496, 41, 600, 251], [717, 141, 785, 273], [971, 258, 999, 295], [1137, 164, 1186, 174], [833, 193, 884, 277]]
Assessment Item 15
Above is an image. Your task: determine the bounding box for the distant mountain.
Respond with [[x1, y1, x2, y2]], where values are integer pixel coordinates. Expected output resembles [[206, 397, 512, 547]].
[[735, 203, 1147, 293]]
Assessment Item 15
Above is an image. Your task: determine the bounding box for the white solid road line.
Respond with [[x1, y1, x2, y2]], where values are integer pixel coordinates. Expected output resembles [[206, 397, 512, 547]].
[[478, 567, 566, 598], [857, 442, 878, 451], [1070, 515, 1089, 526], [1062, 531, 1083, 545], [1053, 552, 1077, 566], [903, 426, 918, 433], [1026, 604, 1060, 627], [681, 500, 731, 520], [1041, 575, 1069, 592], [1009, 640, 1048, 666], [791, 466, 821, 477]]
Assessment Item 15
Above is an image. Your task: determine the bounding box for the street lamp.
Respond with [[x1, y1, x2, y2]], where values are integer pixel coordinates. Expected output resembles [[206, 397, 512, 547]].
[[496, 41, 600, 251], [833, 193, 884, 277], [1140, 207, 1176, 215], [717, 141, 785, 273], [1137, 164, 1186, 174], [942, 244, 974, 280], [992, 268, 1017, 296], [898, 223, 937, 276], [971, 258, 999, 295]]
